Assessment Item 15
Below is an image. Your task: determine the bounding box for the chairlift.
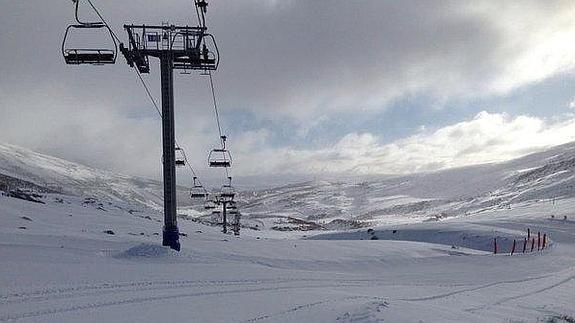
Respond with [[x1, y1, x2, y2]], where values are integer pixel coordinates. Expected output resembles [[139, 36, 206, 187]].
[[220, 176, 235, 201], [175, 147, 186, 167], [211, 210, 222, 223], [204, 197, 217, 210], [208, 136, 232, 168], [62, 0, 117, 65], [190, 177, 207, 199], [226, 201, 237, 210]]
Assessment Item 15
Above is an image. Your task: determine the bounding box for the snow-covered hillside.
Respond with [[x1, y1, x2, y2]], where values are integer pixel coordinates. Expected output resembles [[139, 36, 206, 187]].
[[239, 142, 575, 231], [0, 143, 192, 210], [1, 142, 575, 322], [1, 184, 574, 322]]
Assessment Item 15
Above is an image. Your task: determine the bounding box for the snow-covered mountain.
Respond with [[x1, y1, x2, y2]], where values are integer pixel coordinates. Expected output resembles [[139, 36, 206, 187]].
[[0, 143, 178, 210], [1, 142, 575, 322], [2, 141, 575, 230], [239, 142, 575, 230]]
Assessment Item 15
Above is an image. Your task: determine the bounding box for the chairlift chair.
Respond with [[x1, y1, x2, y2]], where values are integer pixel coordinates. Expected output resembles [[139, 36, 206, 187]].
[[211, 210, 222, 224], [62, 0, 117, 65], [208, 136, 232, 168], [175, 147, 186, 167], [190, 177, 207, 199], [220, 177, 235, 201], [204, 197, 217, 210], [226, 201, 237, 210]]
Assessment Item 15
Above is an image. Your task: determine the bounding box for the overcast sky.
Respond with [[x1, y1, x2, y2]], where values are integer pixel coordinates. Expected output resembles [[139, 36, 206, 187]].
[[1, 0, 575, 186]]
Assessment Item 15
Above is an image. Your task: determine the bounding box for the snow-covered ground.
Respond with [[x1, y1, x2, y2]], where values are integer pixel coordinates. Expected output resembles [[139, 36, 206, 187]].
[[1, 191, 574, 322], [1, 142, 575, 322]]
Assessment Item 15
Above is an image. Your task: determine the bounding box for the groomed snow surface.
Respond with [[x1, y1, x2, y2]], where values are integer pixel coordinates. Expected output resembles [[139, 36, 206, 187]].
[[1, 193, 574, 323]]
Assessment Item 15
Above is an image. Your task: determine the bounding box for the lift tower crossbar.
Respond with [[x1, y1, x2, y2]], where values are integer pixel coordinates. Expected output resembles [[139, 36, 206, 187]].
[[120, 24, 219, 250]]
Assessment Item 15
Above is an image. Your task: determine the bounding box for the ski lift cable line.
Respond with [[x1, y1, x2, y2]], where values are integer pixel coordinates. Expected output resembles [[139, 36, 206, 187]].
[[208, 72, 224, 140], [135, 66, 208, 193], [208, 72, 231, 179], [85, 0, 122, 43], [84, 0, 208, 193]]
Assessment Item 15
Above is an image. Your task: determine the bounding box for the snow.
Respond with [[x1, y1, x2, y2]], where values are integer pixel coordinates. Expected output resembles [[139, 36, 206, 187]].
[[114, 244, 181, 260], [1, 190, 574, 322], [1, 142, 575, 322]]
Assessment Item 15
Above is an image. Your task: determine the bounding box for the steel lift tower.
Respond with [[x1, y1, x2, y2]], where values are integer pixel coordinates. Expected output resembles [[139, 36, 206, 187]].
[[62, 0, 220, 251], [120, 25, 219, 250]]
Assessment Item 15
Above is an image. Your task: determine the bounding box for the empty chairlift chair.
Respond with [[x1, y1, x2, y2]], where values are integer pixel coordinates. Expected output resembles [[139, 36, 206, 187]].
[[62, 0, 117, 65], [190, 177, 207, 199], [211, 210, 222, 224], [204, 197, 217, 210], [208, 136, 232, 168], [175, 147, 186, 167], [220, 177, 235, 201], [226, 201, 237, 211]]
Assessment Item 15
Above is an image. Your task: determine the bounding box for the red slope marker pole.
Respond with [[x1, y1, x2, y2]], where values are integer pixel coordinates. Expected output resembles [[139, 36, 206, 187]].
[[538, 231, 541, 251], [522, 237, 527, 253]]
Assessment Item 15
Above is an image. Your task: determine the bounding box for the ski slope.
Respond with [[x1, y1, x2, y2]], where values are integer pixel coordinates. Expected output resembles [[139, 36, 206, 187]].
[[1, 191, 574, 322], [1, 142, 575, 322]]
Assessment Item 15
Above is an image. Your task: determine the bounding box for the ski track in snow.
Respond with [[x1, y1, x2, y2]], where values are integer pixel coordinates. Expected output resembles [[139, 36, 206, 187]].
[[241, 296, 387, 323], [0, 282, 389, 322], [398, 272, 556, 302], [464, 270, 575, 313]]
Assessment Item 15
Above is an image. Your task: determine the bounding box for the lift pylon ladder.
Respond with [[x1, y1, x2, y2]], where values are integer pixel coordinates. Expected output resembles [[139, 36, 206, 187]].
[[118, 24, 219, 251]]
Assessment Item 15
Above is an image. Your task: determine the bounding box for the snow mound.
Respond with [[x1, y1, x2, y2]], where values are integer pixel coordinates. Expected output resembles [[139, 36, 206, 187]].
[[115, 243, 180, 259]]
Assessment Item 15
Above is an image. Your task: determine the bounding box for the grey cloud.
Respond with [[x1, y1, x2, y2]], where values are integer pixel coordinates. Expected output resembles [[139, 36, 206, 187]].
[[1, 0, 575, 181]]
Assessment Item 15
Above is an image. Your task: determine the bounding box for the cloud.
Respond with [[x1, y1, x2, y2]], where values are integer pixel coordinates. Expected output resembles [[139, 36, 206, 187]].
[[2, 1, 575, 182], [211, 0, 575, 118], [232, 112, 575, 176]]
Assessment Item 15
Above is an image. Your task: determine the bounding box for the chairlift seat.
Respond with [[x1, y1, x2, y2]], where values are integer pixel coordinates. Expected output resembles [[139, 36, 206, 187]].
[[220, 191, 235, 202], [64, 49, 115, 65], [209, 161, 231, 168], [191, 192, 207, 199]]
